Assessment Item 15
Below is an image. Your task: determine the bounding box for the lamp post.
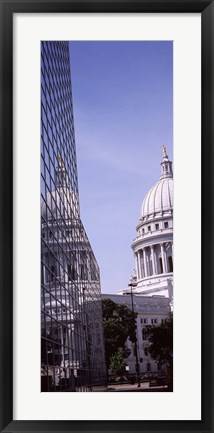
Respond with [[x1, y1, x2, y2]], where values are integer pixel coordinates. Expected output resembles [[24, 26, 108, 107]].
[[82, 286, 92, 390], [128, 278, 141, 388]]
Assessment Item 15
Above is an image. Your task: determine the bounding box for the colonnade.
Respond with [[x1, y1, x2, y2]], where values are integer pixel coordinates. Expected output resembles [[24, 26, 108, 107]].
[[134, 242, 173, 279]]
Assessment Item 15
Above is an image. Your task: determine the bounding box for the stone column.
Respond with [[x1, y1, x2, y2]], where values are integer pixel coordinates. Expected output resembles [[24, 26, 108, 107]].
[[138, 250, 142, 279], [170, 242, 173, 271], [59, 252, 65, 280], [71, 323, 76, 364], [140, 249, 144, 278], [86, 253, 90, 281], [160, 243, 166, 273], [164, 245, 168, 273], [143, 248, 148, 277], [61, 325, 65, 364], [135, 253, 139, 279], [153, 244, 158, 274], [150, 245, 156, 275]]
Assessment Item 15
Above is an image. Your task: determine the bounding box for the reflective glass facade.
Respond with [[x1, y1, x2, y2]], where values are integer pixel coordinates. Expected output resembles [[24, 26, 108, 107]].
[[41, 41, 106, 392]]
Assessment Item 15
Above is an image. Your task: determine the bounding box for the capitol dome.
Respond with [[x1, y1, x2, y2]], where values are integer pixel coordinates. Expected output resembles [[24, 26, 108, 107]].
[[141, 177, 173, 219], [41, 188, 79, 221], [129, 147, 173, 302], [41, 158, 80, 221], [141, 150, 173, 220]]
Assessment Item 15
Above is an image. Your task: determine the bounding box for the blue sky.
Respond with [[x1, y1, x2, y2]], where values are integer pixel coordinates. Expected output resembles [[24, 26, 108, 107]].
[[69, 41, 173, 294]]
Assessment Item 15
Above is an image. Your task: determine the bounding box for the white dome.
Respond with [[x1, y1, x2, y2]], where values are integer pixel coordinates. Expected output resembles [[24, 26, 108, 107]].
[[45, 300, 71, 309], [141, 177, 173, 219], [41, 161, 80, 221], [41, 188, 80, 221], [141, 152, 173, 219]]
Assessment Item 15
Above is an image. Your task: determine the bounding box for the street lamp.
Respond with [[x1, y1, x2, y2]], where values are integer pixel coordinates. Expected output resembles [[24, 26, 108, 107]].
[[128, 277, 141, 388]]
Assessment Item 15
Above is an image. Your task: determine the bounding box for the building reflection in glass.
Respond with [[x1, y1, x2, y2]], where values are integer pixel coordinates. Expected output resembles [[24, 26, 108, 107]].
[[41, 41, 106, 391]]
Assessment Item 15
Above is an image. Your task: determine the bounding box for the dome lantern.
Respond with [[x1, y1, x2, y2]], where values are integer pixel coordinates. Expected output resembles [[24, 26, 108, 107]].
[[160, 145, 173, 180], [55, 154, 69, 189], [41, 158, 80, 221]]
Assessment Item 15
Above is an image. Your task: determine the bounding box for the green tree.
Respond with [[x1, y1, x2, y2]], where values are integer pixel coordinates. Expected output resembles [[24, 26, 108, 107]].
[[102, 298, 136, 368], [145, 318, 173, 389], [109, 348, 126, 377], [145, 318, 173, 367]]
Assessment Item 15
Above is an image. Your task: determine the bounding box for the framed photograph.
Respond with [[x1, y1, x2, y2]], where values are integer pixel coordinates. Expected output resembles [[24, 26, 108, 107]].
[[1, 0, 213, 432]]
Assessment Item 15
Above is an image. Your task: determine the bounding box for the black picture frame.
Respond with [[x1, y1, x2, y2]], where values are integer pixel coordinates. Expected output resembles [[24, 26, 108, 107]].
[[0, 0, 213, 432]]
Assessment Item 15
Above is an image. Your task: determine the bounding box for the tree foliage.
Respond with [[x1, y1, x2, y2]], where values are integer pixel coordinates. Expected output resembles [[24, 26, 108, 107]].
[[102, 298, 137, 368], [109, 348, 126, 377], [145, 318, 173, 367]]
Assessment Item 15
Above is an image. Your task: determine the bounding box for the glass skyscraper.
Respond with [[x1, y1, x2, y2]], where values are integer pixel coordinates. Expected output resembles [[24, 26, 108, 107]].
[[41, 41, 106, 392]]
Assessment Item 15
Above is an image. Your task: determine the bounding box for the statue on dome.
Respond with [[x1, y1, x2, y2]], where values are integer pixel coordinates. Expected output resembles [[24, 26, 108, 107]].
[[162, 145, 167, 157], [58, 154, 63, 167]]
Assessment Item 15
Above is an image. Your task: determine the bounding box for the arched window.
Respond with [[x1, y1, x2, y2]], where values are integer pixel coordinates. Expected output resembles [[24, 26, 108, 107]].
[[67, 264, 77, 281], [47, 264, 55, 282], [168, 256, 173, 272], [146, 362, 151, 372], [142, 328, 148, 340]]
